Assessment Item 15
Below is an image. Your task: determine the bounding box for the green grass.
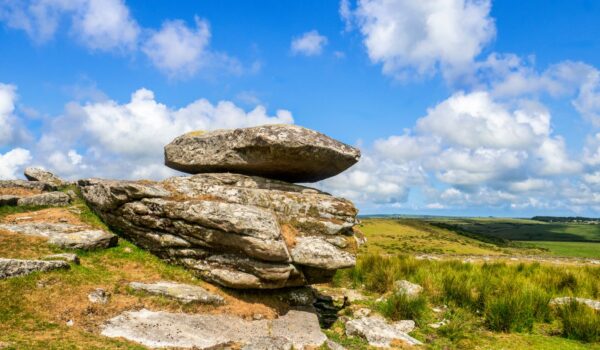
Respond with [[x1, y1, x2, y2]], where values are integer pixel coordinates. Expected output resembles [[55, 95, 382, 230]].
[[522, 241, 600, 259], [335, 253, 600, 348]]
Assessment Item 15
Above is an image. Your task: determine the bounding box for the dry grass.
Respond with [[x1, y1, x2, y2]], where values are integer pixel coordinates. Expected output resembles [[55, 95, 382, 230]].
[[0, 230, 57, 259], [0, 187, 41, 196], [2, 208, 84, 225]]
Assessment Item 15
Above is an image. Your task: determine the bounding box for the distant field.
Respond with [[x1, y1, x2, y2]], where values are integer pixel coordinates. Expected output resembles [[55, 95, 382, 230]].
[[360, 217, 600, 259], [358, 218, 542, 256], [521, 241, 600, 259]]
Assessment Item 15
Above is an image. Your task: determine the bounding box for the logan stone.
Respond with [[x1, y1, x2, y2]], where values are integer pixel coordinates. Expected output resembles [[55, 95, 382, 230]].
[[164, 125, 360, 183]]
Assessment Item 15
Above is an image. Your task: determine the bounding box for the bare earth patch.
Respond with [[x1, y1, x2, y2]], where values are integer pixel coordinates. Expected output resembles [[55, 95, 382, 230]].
[[2, 208, 84, 225], [0, 187, 41, 196]]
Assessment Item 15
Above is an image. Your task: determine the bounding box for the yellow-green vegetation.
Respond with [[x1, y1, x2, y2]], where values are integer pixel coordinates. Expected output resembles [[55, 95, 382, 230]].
[[426, 217, 600, 258], [333, 253, 600, 349], [358, 218, 543, 256]]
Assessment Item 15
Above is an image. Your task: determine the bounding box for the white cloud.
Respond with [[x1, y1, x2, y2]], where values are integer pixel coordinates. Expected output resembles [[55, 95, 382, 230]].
[[0, 83, 17, 145], [347, 0, 495, 80], [0, 0, 139, 51], [71, 0, 139, 51], [142, 17, 211, 77], [291, 30, 328, 56], [32, 87, 294, 180], [416, 91, 550, 149], [0, 148, 31, 179]]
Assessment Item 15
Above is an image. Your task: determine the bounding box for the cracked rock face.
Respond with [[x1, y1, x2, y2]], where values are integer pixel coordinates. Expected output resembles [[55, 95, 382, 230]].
[[101, 308, 327, 349], [164, 125, 361, 183], [0, 222, 117, 250], [79, 173, 359, 289], [0, 258, 70, 279]]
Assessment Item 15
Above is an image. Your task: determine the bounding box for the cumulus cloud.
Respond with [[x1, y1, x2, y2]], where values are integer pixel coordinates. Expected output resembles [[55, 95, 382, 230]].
[[0, 148, 31, 179], [142, 17, 212, 77], [320, 90, 583, 212], [32, 87, 294, 180], [291, 30, 328, 56], [0, 83, 17, 145], [344, 0, 495, 80], [0, 0, 139, 51]]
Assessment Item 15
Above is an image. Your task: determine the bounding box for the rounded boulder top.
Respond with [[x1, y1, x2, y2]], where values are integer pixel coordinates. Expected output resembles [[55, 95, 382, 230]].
[[164, 124, 361, 183]]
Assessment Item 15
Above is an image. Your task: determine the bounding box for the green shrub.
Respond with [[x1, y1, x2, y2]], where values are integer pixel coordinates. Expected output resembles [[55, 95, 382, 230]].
[[484, 285, 541, 332], [378, 292, 428, 324], [556, 300, 600, 342]]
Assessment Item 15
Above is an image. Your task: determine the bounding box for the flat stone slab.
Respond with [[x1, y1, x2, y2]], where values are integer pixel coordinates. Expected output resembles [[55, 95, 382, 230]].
[[0, 222, 117, 250], [164, 124, 361, 183], [17, 192, 70, 207], [346, 316, 422, 347], [129, 281, 225, 305], [0, 258, 69, 279], [101, 308, 327, 349], [0, 179, 56, 192]]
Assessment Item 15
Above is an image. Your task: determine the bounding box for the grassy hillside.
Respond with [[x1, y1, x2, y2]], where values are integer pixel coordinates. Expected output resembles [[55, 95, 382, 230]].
[[425, 217, 600, 258]]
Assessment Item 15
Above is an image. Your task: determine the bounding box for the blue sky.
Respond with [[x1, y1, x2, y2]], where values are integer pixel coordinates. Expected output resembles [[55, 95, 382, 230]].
[[1, 0, 600, 217]]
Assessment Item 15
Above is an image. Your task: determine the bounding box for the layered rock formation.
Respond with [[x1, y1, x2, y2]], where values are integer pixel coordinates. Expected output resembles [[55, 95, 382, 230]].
[[79, 173, 359, 289], [80, 124, 361, 289]]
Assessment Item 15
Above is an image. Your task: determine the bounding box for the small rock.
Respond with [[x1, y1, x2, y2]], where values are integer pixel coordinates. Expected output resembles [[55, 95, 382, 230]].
[[252, 314, 265, 321], [280, 287, 315, 306], [428, 319, 449, 329], [345, 316, 422, 347], [0, 258, 69, 279], [66, 320, 74, 327], [343, 289, 366, 302], [394, 320, 416, 333], [550, 297, 600, 311], [17, 192, 71, 207], [394, 280, 423, 298], [66, 190, 78, 201], [325, 339, 346, 350], [43, 253, 80, 265], [128, 281, 225, 305], [353, 308, 371, 318], [243, 336, 292, 350], [88, 288, 109, 304], [24, 167, 66, 187]]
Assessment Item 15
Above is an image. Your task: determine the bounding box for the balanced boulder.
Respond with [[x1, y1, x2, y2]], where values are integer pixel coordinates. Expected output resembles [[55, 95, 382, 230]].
[[164, 124, 360, 183], [79, 173, 358, 289], [24, 167, 66, 187]]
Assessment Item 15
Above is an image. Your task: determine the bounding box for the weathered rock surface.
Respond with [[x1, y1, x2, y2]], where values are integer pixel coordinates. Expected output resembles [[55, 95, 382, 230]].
[[0, 222, 117, 250], [24, 167, 66, 187], [345, 316, 422, 347], [0, 258, 69, 279], [101, 308, 327, 349], [17, 192, 70, 207], [79, 173, 358, 289], [0, 195, 20, 206], [394, 280, 423, 298], [0, 179, 56, 192], [43, 253, 80, 264], [164, 125, 361, 183], [88, 288, 110, 304], [551, 297, 600, 311], [129, 281, 225, 304]]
